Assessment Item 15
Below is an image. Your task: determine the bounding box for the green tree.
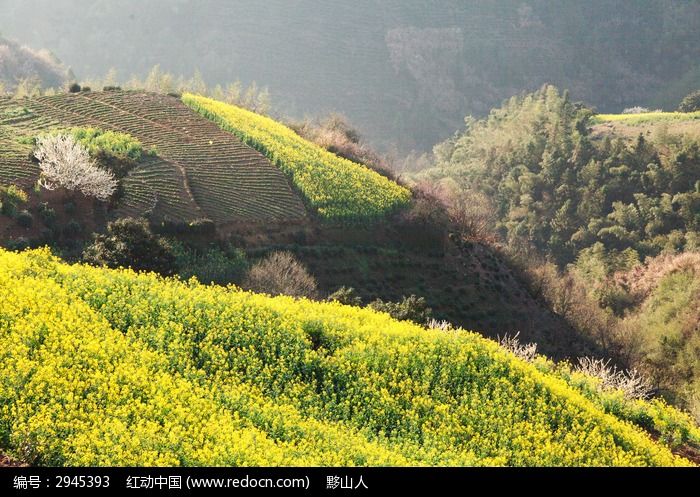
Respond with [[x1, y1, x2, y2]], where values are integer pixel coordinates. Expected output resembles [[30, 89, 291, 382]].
[[425, 85, 700, 266], [678, 90, 700, 112]]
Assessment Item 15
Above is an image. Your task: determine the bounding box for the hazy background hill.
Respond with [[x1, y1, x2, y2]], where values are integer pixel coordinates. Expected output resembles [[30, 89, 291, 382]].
[[2, 0, 699, 152], [0, 35, 69, 91]]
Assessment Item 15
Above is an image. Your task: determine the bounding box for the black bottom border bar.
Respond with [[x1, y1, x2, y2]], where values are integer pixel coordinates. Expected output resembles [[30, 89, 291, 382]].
[[2, 467, 698, 495]]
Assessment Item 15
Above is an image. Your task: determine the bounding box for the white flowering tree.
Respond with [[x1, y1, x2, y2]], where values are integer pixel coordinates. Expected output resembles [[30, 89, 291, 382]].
[[34, 134, 118, 201]]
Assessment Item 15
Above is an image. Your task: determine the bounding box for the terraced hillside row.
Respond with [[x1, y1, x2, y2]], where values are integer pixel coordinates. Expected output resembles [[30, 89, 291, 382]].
[[0, 91, 308, 226], [118, 156, 205, 221], [592, 110, 700, 125], [0, 102, 43, 184], [183, 94, 412, 223], [1, 248, 697, 466], [591, 110, 700, 144]]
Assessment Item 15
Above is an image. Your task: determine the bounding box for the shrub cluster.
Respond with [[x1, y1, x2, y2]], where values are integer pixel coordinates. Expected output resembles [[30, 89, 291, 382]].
[[369, 295, 433, 325], [243, 251, 317, 299], [174, 242, 248, 285], [0, 184, 28, 217], [82, 218, 178, 275], [678, 90, 700, 113]]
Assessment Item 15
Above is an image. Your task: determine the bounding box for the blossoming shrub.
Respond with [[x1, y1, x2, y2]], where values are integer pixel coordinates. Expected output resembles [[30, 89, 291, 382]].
[[182, 94, 411, 223], [34, 134, 118, 201], [0, 248, 695, 466]]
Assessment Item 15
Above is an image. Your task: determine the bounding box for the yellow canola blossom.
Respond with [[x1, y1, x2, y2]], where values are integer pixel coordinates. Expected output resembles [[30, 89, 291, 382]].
[[0, 248, 695, 466], [182, 93, 411, 223]]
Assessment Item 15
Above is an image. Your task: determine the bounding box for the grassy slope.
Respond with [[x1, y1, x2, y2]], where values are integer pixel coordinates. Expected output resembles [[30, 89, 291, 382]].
[[617, 253, 700, 420], [0, 248, 696, 466]]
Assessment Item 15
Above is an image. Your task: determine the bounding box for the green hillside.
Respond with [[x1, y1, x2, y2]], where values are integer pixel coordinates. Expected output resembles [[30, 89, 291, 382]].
[[613, 252, 700, 416], [424, 86, 700, 267], [0, 248, 697, 466], [0, 90, 410, 227], [419, 85, 700, 426]]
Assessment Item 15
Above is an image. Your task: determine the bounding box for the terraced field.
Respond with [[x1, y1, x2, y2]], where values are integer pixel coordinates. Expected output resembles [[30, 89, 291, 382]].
[[0, 91, 308, 227], [590, 110, 700, 144], [183, 94, 412, 223], [0, 101, 42, 184]]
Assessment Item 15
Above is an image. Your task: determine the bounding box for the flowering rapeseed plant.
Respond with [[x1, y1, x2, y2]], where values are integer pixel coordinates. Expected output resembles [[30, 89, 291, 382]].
[[0, 248, 694, 466], [182, 94, 411, 223]]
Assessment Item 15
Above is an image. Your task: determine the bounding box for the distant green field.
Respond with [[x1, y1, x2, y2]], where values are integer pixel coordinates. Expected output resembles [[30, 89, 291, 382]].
[[592, 111, 700, 125]]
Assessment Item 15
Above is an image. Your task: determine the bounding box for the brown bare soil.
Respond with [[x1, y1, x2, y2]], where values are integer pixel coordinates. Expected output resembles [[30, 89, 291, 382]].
[[674, 444, 700, 465]]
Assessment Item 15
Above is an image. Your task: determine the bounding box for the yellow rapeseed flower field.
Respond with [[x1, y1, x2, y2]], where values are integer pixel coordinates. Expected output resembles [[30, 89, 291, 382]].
[[182, 94, 412, 223], [0, 248, 696, 466]]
